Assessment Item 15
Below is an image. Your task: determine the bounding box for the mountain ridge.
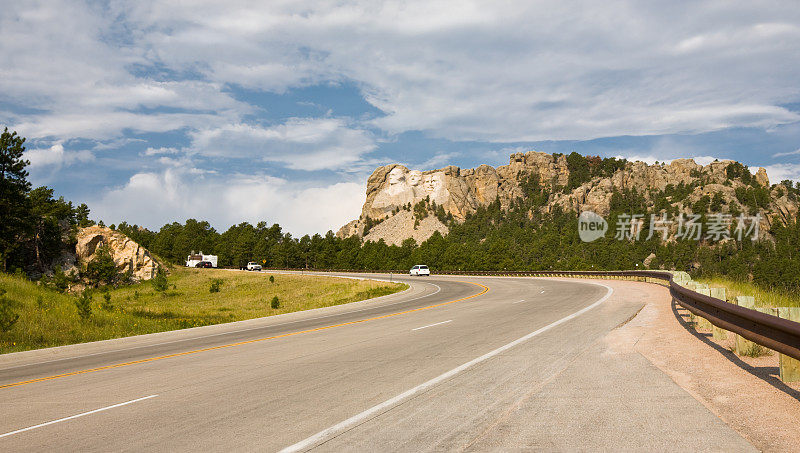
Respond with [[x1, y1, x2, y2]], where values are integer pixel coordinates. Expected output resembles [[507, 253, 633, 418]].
[[339, 151, 798, 246]]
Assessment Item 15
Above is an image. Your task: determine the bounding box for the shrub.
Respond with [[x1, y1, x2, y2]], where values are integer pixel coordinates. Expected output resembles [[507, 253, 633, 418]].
[[152, 266, 168, 292], [75, 290, 92, 320], [269, 275, 275, 284], [52, 265, 69, 292], [85, 245, 118, 285], [101, 291, 114, 311], [270, 296, 280, 309], [740, 342, 771, 358], [209, 278, 223, 293], [0, 288, 20, 333]]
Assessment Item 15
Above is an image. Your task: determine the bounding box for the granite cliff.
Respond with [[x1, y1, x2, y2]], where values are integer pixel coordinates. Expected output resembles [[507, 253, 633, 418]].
[[338, 151, 798, 246]]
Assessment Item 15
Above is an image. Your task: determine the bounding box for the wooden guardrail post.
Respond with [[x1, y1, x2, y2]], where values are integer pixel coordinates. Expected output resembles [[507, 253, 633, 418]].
[[734, 296, 758, 355], [778, 307, 800, 382], [709, 287, 728, 340], [691, 288, 713, 331], [673, 272, 690, 284]]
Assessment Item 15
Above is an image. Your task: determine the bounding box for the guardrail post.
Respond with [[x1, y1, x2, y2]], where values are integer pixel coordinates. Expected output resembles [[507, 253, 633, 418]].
[[734, 296, 758, 356], [690, 288, 713, 331], [672, 272, 690, 285], [709, 287, 728, 340], [778, 308, 800, 382]]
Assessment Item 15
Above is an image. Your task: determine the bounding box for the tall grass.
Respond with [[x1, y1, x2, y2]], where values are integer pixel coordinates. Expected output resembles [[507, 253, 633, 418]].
[[0, 268, 407, 354], [696, 276, 800, 308]]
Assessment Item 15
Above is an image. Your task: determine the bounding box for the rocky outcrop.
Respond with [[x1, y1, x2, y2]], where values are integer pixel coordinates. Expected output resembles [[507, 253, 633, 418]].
[[75, 226, 160, 281], [339, 151, 798, 244], [363, 211, 449, 246]]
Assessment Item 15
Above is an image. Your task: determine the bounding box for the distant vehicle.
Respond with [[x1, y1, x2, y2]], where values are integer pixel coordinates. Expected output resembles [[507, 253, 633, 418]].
[[246, 262, 262, 271], [410, 265, 430, 276], [195, 261, 213, 268], [186, 251, 218, 268]]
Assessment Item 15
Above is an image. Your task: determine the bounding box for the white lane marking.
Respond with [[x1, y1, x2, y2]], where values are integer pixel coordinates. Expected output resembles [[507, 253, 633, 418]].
[[0, 395, 158, 439], [1, 282, 441, 372], [280, 283, 613, 453], [512, 299, 525, 304], [540, 290, 545, 293], [412, 320, 452, 331]]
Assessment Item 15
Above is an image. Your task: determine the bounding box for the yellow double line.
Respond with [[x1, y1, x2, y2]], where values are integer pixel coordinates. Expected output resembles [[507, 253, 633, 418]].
[[1, 281, 489, 390]]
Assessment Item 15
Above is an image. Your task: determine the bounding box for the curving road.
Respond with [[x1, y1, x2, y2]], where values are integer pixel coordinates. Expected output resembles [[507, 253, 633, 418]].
[[0, 273, 754, 451]]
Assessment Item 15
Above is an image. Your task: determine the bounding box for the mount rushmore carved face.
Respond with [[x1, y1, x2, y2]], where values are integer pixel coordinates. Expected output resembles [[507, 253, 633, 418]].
[[407, 170, 422, 186], [371, 167, 449, 214], [387, 167, 406, 186], [422, 173, 444, 193]]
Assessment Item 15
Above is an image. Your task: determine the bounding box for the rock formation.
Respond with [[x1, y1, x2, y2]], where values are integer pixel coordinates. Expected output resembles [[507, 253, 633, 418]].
[[339, 151, 797, 245], [75, 225, 160, 281]]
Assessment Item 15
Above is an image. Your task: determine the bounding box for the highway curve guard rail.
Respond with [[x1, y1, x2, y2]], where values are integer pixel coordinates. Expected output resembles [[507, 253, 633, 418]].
[[260, 267, 800, 361]]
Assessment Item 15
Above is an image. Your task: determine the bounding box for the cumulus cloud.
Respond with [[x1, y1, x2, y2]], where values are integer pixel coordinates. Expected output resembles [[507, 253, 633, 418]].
[[25, 143, 94, 168], [89, 167, 365, 235], [189, 118, 376, 170], [761, 163, 800, 183]]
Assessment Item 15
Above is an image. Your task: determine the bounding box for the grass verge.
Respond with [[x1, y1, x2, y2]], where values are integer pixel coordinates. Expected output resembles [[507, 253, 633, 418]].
[[696, 276, 800, 308], [0, 268, 407, 354]]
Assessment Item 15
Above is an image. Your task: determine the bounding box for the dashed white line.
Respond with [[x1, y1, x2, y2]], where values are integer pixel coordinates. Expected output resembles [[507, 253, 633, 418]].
[[0, 395, 158, 439], [412, 320, 452, 331], [280, 282, 613, 453], [512, 299, 526, 304]]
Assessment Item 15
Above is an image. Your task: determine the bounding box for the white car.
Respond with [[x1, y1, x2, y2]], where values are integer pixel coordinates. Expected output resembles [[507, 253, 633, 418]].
[[246, 262, 262, 271], [410, 265, 430, 276]]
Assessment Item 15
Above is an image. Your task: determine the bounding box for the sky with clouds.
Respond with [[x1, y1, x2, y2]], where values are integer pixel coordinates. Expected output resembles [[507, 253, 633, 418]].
[[3, 1, 800, 236]]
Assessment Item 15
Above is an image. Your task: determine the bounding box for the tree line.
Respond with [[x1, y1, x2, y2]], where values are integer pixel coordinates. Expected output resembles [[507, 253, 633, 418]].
[[2, 129, 799, 294]]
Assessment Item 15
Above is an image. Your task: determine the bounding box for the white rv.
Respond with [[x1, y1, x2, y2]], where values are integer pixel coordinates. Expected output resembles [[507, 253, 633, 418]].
[[186, 251, 218, 268]]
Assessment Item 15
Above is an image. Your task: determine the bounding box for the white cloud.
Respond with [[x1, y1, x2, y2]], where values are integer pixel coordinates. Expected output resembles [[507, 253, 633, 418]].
[[7, 1, 800, 145], [773, 148, 800, 158], [189, 118, 376, 170], [144, 147, 181, 156], [116, 1, 800, 142], [25, 143, 94, 168], [418, 152, 461, 169], [90, 167, 365, 235], [614, 154, 725, 167], [761, 163, 800, 183], [0, 2, 248, 141]]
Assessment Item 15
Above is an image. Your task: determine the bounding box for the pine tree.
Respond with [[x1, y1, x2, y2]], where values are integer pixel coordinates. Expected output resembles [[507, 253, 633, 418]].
[[0, 128, 31, 272]]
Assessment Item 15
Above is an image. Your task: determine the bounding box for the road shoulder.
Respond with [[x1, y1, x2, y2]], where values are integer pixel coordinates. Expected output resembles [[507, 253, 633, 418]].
[[604, 279, 800, 452]]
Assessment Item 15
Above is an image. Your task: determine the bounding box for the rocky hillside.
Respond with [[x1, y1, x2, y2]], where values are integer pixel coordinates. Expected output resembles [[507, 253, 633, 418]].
[[55, 225, 160, 283], [339, 151, 799, 245]]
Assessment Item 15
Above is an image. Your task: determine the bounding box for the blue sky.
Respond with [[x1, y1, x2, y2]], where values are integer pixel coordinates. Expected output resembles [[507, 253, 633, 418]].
[[3, 1, 800, 235]]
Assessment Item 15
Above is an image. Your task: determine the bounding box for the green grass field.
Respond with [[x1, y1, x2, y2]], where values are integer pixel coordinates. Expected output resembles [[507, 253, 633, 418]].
[[0, 268, 407, 354], [696, 276, 800, 308]]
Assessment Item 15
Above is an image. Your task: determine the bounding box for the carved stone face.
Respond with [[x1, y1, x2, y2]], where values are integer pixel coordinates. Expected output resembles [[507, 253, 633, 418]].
[[407, 170, 422, 186], [387, 167, 406, 186], [422, 173, 443, 193]]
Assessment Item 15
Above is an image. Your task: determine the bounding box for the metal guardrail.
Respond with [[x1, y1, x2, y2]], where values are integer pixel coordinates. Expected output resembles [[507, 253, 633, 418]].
[[260, 267, 800, 361]]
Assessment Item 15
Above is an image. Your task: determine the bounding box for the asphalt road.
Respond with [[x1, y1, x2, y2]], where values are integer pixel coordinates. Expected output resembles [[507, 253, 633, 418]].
[[0, 273, 754, 451]]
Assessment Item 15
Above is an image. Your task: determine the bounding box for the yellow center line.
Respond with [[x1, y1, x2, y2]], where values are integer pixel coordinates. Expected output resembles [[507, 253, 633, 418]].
[[1, 281, 489, 390]]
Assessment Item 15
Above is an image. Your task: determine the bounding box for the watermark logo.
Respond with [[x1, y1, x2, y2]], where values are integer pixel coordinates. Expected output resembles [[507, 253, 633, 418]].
[[578, 211, 761, 243], [578, 211, 608, 242]]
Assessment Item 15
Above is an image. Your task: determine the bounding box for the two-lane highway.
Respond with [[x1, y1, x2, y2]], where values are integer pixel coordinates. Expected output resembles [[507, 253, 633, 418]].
[[0, 274, 754, 451]]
